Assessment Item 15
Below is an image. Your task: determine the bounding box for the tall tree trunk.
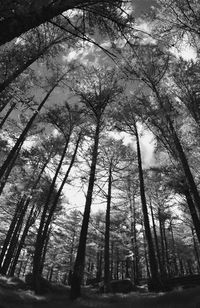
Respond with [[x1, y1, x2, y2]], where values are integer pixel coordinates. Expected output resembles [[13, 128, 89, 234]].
[[0, 0, 91, 46], [154, 89, 200, 217], [0, 43, 58, 94], [1, 196, 29, 274], [130, 194, 139, 284], [134, 121, 161, 290], [149, 201, 163, 277], [163, 223, 170, 276], [104, 163, 112, 292], [40, 132, 81, 249], [171, 122, 200, 215], [0, 195, 26, 267], [0, 77, 64, 182], [32, 132, 71, 293], [158, 213, 167, 276], [8, 203, 35, 276], [169, 222, 178, 276], [70, 120, 100, 300], [39, 227, 51, 274], [191, 227, 200, 271], [0, 102, 16, 128], [142, 225, 150, 279], [184, 188, 200, 244], [32, 131, 80, 293], [96, 249, 103, 282], [0, 140, 23, 196]]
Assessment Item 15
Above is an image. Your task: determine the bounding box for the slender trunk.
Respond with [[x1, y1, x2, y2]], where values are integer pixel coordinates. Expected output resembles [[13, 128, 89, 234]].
[[134, 121, 160, 290], [163, 223, 170, 276], [0, 0, 85, 46], [184, 188, 200, 244], [191, 227, 200, 271], [32, 133, 70, 293], [0, 102, 16, 128], [158, 214, 166, 275], [170, 222, 178, 276], [40, 132, 81, 248], [142, 225, 150, 279], [130, 195, 139, 284], [32, 132, 80, 293], [153, 88, 200, 218], [1, 196, 29, 274], [0, 44, 55, 94], [0, 75, 65, 182], [0, 195, 26, 266], [39, 227, 51, 274], [150, 201, 163, 277], [0, 140, 23, 196], [171, 122, 200, 215], [96, 249, 102, 282], [110, 241, 114, 280], [70, 120, 100, 300], [9, 203, 35, 276], [104, 164, 112, 292], [115, 250, 119, 280]]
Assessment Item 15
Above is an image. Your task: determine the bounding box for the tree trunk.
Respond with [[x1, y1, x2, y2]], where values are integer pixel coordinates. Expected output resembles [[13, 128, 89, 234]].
[[0, 43, 57, 94], [0, 102, 16, 128], [104, 164, 112, 292], [8, 203, 35, 276], [130, 195, 139, 284], [184, 188, 200, 244], [1, 196, 29, 274], [149, 201, 163, 277], [0, 140, 24, 196], [0, 0, 92, 46], [70, 120, 100, 300], [32, 132, 71, 294], [40, 132, 81, 251], [134, 121, 161, 290], [0, 77, 63, 182], [163, 223, 170, 276], [32, 131, 80, 293], [0, 195, 26, 267], [169, 222, 179, 276], [191, 227, 200, 272]]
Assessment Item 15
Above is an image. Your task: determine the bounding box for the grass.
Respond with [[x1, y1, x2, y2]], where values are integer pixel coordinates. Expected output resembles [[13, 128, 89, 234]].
[[0, 277, 200, 308]]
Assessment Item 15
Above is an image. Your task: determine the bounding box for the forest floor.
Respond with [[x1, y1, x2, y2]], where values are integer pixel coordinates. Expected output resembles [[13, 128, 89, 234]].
[[0, 277, 200, 308]]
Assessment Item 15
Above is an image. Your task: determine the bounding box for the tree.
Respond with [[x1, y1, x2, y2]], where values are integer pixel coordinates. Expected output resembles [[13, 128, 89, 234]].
[[0, 68, 72, 194], [0, 23, 75, 94], [0, 0, 131, 46], [70, 66, 122, 299], [112, 98, 162, 290], [32, 103, 83, 293]]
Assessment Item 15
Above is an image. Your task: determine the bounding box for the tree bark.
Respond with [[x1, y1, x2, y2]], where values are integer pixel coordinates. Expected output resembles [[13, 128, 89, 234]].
[[0, 195, 26, 267], [8, 202, 35, 276], [184, 188, 200, 244], [134, 121, 161, 291], [0, 0, 118, 46], [70, 120, 100, 299], [32, 131, 71, 293], [0, 196, 29, 274], [149, 200, 163, 277], [104, 163, 112, 292], [0, 76, 64, 182], [0, 140, 23, 196], [0, 102, 16, 128]]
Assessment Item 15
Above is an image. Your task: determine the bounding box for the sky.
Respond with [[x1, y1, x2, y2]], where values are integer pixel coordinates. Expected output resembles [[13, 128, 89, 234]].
[[62, 0, 197, 213], [18, 0, 196, 215]]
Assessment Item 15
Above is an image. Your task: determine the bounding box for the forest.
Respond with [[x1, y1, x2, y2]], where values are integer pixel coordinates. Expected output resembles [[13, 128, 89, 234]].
[[0, 0, 200, 307]]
